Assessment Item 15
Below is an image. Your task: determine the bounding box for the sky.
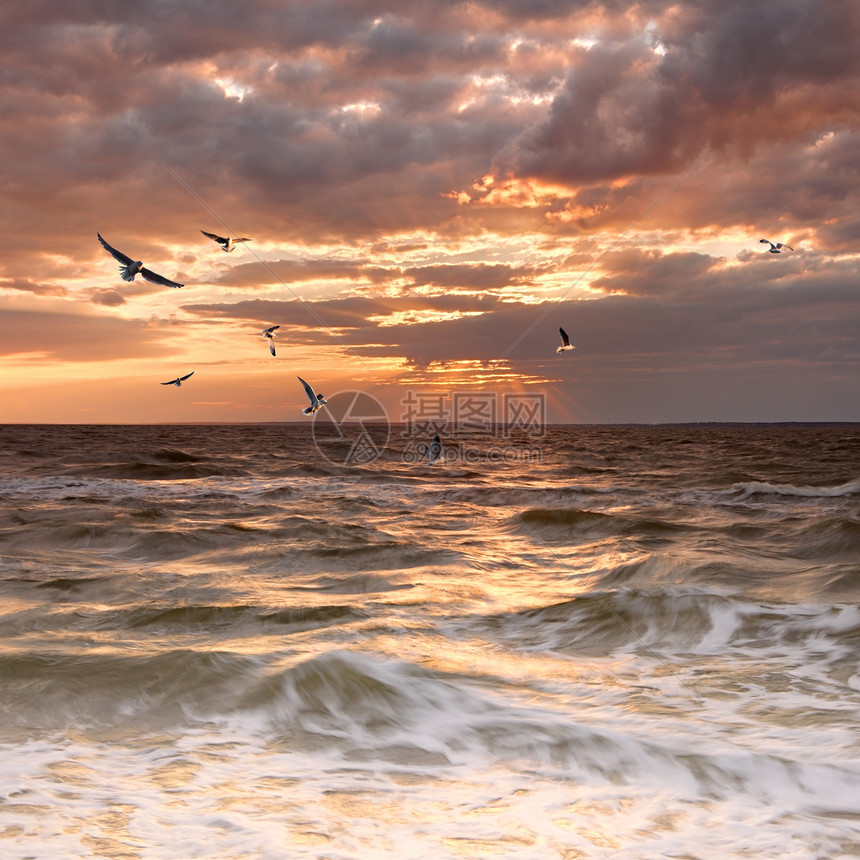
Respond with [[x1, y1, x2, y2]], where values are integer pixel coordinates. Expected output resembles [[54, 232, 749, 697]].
[[1, 0, 859, 425]]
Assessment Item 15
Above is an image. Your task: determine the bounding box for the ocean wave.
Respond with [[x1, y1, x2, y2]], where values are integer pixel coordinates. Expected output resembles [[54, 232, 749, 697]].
[[217, 650, 860, 811], [516, 507, 622, 538], [234, 649, 647, 773], [0, 474, 250, 503], [513, 507, 691, 544], [788, 516, 860, 559], [303, 572, 417, 594], [485, 589, 860, 659], [1, 503, 437, 564], [816, 564, 860, 598], [0, 597, 369, 641], [66, 461, 241, 481], [420, 484, 595, 510], [3, 645, 860, 860], [124, 603, 367, 632], [0, 650, 262, 731], [307, 540, 448, 564], [0, 519, 274, 561], [34, 575, 112, 592], [730, 476, 860, 499]]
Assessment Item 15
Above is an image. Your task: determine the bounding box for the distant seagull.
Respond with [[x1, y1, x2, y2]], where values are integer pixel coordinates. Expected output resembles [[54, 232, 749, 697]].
[[201, 231, 252, 252], [422, 433, 442, 465], [557, 326, 575, 354], [262, 325, 279, 357], [161, 372, 194, 387], [97, 234, 184, 288], [759, 239, 794, 254], [298, 376, 327, 414]]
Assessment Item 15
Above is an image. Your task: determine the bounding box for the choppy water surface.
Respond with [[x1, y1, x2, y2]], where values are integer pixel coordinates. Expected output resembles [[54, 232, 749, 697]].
[[1, 423, 859, 859]]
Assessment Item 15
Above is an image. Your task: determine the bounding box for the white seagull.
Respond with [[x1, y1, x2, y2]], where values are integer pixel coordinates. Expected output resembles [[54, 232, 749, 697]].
[[201, 231, 252, 252], [423, 433, 442, 465], [759, 239, 794, 254], [97, 234, 184, 288], [557, 326, 575, 354], [262, 325, 279, 357], [298, 376, 327, 414], [161, 372, 194, 387]]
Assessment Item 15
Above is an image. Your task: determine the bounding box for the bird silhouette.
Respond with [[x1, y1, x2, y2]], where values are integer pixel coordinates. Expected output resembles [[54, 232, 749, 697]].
[[97, 234, 184, 288], [201, 231, 252, 252], [557, 327, 575, 353], [161, 372, 194, 387]]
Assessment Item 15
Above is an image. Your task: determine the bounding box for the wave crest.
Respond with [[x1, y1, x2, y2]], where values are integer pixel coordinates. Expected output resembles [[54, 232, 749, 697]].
[[731, 477, 860, 499]]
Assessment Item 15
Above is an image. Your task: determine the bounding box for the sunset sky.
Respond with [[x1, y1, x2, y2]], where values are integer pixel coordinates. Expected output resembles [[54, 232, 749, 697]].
[[2, 0, 858, 424]]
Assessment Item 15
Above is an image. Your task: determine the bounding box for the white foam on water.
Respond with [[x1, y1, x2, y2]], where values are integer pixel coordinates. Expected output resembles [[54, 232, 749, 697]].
[[731, 476, 860, 499], [3, 650, 860, 860]]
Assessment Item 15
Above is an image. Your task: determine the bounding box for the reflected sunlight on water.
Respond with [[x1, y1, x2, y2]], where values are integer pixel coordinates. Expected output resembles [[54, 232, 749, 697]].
[[1, 423, 859, 857]]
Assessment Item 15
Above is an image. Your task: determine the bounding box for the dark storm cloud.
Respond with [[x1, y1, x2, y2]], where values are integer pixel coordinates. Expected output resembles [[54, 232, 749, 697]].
[[0, 0, 577, 262], [3, 0, 851, 267], [497, 0, 860, 183], [348, 15, 503, 75], [590, 249, 722, 296]]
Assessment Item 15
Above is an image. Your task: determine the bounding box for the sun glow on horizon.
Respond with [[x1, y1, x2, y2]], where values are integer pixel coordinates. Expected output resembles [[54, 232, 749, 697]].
[[368, 309, 487, 327], [396, 359, 549, 388]]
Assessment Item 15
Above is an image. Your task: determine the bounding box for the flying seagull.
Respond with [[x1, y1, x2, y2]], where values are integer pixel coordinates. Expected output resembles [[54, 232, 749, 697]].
[[423, 433, 442, 465], [262, 325, 279, 357], [557, 326, 575, 354], [201, 231, 252, 252], [759, 239, 794, 254], [97, 234, 184, 288], [298, 376, 327, 414], [161, 372, 194, 387]]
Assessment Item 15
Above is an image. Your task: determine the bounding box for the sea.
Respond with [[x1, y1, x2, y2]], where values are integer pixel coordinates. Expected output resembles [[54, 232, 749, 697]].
[[1, 422, 859, 859]]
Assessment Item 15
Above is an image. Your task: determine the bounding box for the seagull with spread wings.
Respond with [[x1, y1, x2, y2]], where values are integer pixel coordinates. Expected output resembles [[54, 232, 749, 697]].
[[161, 372, 194, 387], [759, 239, 794, 254], [298, 377, 327, 415], [557, 327, 575, 354], [262, 325, 279, 357], [201, 231, 252, 252], [97, 234, 184, 288]]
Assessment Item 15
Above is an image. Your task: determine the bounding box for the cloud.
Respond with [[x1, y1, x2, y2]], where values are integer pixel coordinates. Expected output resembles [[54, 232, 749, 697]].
[[590, 249, 723, 296], [1, 0, 858, 421], [0, 307, 176, 361], [180, 251, 860, 375], [211, 258, 378, 288], [0, 278, 68, 297], [495, 1, 860, 185], [403, 263, 542, 290]]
